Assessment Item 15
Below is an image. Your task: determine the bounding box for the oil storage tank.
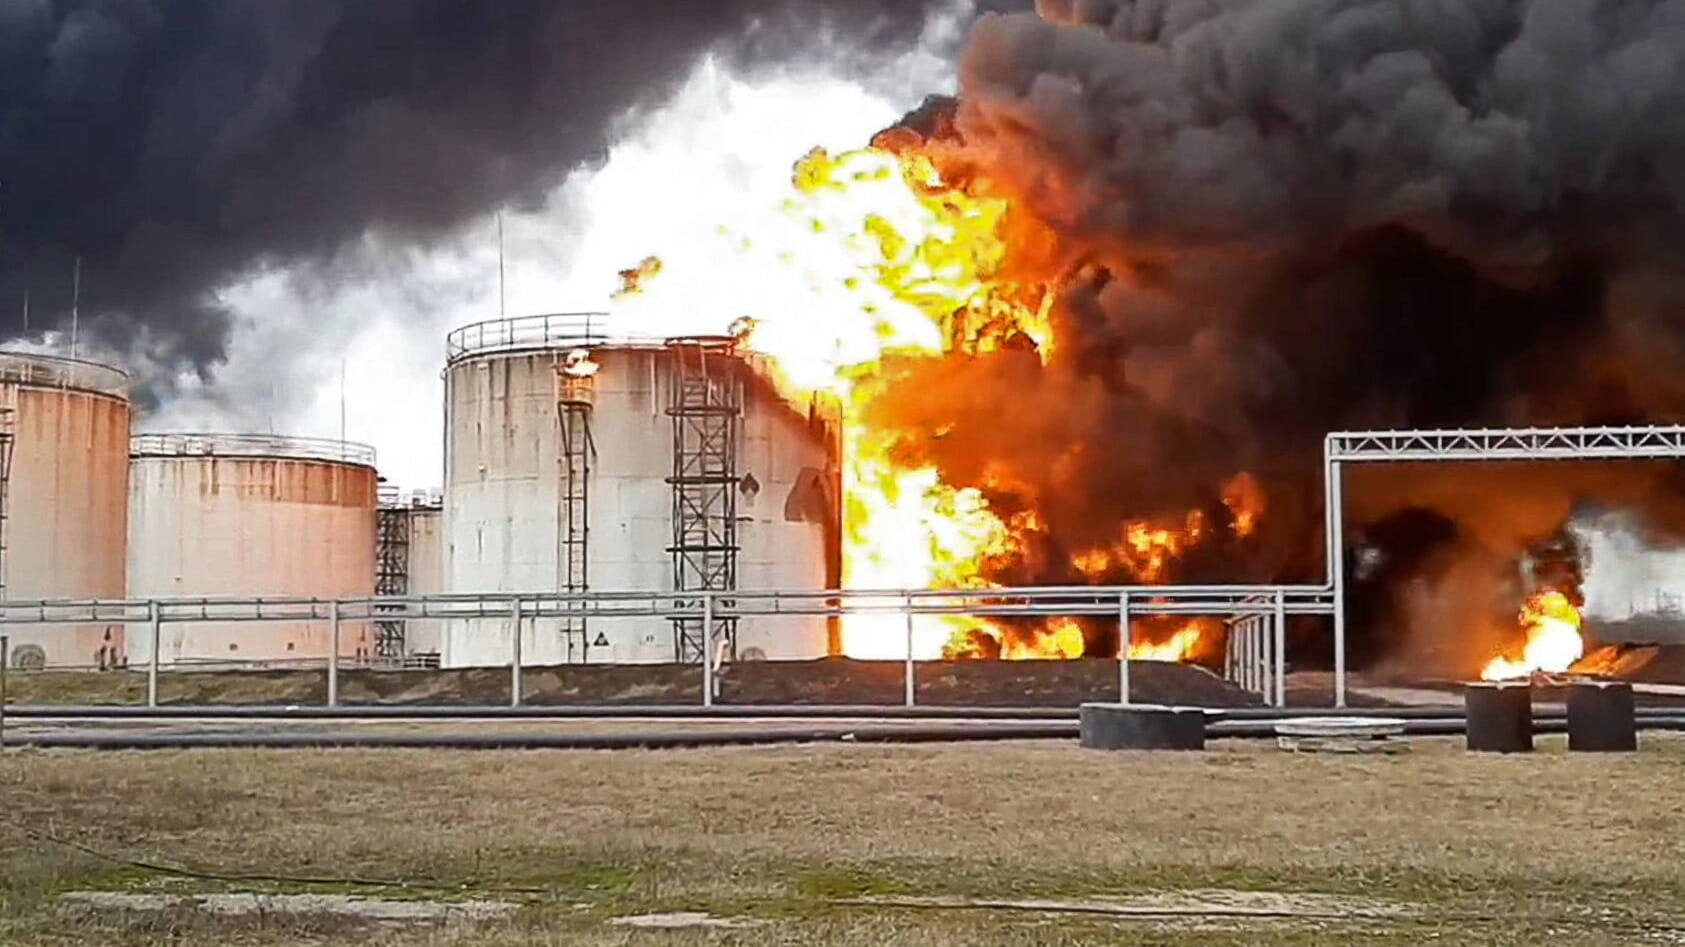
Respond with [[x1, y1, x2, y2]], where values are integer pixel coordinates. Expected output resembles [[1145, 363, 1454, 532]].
[[0, 352, 131, 669], [375, 488, 444, 664], [441, 313, 837, 668], [126, 433, 379, 666]]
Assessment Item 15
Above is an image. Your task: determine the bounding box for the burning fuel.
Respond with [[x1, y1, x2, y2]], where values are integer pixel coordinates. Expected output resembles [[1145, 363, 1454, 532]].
[[1481, 591, 1587, 681]]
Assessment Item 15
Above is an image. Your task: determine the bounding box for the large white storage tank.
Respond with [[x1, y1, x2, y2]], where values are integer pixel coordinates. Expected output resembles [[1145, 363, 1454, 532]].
[[441, 314, 838, 667], [126, 434, 379, 666], [0, 352, 130, 669]]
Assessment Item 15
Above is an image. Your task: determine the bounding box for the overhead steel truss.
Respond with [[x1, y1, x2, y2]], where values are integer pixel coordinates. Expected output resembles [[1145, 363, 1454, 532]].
[[1328, 425, 1685, 462], [1322, 423, 1685, 708]]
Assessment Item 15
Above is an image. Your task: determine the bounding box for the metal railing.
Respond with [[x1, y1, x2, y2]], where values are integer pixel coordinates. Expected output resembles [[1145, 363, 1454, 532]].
[[131, 433, 377, 468], [0, 584, 1333, 711], [0, 350, 128, 396], [444, 313, 747, 365]]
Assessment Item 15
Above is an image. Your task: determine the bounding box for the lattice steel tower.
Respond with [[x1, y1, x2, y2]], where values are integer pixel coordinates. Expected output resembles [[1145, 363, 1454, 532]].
[[373, 499, 410, 662], [666, 342, 741, 663]]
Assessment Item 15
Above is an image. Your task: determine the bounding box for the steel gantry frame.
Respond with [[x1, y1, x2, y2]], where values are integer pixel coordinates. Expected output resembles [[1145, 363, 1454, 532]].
[[1322, 424, 1685, 707]]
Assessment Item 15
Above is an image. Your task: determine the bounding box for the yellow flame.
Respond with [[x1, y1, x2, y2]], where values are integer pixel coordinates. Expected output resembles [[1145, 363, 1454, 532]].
[[1480, 590, 1585, 681]]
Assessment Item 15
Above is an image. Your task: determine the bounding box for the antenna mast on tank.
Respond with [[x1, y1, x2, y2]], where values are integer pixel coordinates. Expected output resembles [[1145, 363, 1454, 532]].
[[70, 257, 80, 358], [497, 213, 506, 317]]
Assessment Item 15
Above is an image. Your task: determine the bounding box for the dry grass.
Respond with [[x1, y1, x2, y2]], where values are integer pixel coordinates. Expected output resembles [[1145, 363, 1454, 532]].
[[3, 736, 1685, 945]]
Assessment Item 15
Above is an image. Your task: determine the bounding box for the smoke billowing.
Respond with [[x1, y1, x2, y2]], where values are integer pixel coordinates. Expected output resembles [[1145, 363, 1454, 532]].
[[0, 0, 984, 381], [872, 0, 1685, 669]]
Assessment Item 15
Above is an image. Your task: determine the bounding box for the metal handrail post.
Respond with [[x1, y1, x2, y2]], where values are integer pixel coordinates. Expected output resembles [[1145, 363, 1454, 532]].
[[510, 597, 523, 707], [327, 600, 341, 708], [1, 634, 7, 749], [1118, 591, 1132, 705], [701, 593, 715, 709], [1273, 589, 1287, 708], [903, 602, 916, 708], [146, 600, 161, 708]]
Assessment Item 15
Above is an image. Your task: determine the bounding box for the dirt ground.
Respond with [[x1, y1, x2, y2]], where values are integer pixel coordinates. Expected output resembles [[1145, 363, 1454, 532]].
[[4, 735, 1685, 945], [5, 656, 1265, 708]]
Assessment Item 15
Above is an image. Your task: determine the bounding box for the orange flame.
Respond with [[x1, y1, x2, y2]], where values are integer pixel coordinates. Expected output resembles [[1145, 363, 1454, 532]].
[[609, 143, 1253, 662], [1480, 590, 1585, 681]]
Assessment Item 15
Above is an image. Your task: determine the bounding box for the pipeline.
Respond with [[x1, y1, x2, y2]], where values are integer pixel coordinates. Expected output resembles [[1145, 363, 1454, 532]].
[[10, 715, 1685, 750], [5, 724, 1079, 751], [10, 702, 1685, 722]]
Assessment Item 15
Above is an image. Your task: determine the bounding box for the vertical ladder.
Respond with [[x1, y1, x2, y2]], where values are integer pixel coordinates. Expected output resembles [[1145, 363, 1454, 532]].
[[373, 502, 410, 663], [666, 343, 741, 664], [0, 384, 14, 610], [555, 353, 595, 662]]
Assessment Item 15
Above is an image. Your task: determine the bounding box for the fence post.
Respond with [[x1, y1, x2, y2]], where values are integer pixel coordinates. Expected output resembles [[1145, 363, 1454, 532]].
[[147, 600, 161, 709], [1273, 590, 1287, 708], [1, 634, 8, 749], [903, 601, 916, 708], [327, 600, 341, 708], [510, 597, 523, 707], [701, 593, 715, 709], [1117, 591, 1132, 705]]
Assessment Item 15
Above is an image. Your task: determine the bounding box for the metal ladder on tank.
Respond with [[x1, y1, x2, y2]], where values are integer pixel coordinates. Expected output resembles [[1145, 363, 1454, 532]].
[[555, 356, 596, 662], [666, 342, 741, 664], [0, 384, 15, 609], [372, 502, 410, 663]]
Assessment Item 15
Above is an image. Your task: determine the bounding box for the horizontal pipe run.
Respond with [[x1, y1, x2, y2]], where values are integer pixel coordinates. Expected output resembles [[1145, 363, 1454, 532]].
[[6, 724, 1080, 751], [13, 717, 1685, 750], [12, 703, 1685, 723]]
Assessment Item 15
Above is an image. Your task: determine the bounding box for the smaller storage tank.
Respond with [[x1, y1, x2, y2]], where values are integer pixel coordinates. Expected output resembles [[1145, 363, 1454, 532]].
[[126, 433, 379, 666], [375, 488, 444, 664], [0, 351, 131, 669]]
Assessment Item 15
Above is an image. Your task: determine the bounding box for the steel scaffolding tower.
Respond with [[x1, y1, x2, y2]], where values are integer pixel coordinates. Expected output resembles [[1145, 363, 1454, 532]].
[[666, 342, 741, 663], [554, 353, 595, 662], [373, 504, 410, 662]]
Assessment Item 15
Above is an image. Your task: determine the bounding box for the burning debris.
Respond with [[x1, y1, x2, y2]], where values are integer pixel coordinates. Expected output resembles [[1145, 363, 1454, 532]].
[[615, 256, 666, 300]]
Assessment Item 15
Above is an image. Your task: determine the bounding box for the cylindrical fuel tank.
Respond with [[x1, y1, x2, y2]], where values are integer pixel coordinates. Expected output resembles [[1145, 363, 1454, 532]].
[[126, 434, 378, 666], [0, 352, 130, 669], [441, 314, 837, 667]]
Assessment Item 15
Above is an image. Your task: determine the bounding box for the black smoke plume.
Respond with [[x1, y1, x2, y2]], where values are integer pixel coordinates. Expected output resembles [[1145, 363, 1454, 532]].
[[874, 0, 1685, 668], [0, 0, 987, 378]]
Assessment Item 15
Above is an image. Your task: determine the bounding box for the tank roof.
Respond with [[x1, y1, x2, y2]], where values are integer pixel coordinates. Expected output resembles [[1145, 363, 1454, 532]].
[[130, 433, 377, 468], [0, 350, 128, 397], [445, 312, 739, 365]]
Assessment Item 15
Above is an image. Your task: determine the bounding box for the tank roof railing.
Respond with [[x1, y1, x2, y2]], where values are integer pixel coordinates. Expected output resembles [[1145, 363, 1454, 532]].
[[445, 312, 740, 364], [131, 433, 377, 468], [0, 350, 128, 396]]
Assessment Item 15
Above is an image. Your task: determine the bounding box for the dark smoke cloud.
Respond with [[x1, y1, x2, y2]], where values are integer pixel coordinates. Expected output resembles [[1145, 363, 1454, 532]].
[[0, 0, 1001, 377], [876, 0, 1685, 665]]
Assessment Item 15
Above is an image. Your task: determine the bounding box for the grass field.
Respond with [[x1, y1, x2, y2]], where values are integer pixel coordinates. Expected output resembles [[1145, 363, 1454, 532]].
[[4, 736, 1685, 945]]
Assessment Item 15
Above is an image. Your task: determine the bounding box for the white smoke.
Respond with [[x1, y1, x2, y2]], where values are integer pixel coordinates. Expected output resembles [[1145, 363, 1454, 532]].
[[134, 7, 966, 489]]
